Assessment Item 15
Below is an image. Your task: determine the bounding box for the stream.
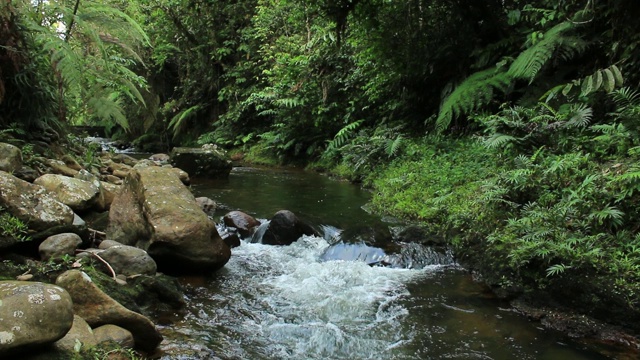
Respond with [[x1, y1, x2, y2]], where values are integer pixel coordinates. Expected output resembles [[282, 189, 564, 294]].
[[156, 165, 617, 359]]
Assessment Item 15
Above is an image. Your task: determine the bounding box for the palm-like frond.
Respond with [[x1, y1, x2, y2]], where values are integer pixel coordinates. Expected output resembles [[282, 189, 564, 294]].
[[436, 67, 511, 133], [169, 105, 202, 139], [508, 22, 586, 84]]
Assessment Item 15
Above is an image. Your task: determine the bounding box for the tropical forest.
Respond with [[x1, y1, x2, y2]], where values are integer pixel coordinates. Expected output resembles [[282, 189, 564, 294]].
[[2, 0, 640, 358]]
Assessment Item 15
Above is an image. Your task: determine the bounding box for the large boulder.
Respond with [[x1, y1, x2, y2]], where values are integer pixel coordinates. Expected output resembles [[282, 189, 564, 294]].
[[0, 281, 74, 356], [223, 211, 260, 238], [56, 270, 163, 352], [170, 146, 232, 178], [261, 210, 317, 245], [0, 143, 22, 173], [0, 171, 75, 232], [34, 174, 100, 212], [107, 166, 230, 273]]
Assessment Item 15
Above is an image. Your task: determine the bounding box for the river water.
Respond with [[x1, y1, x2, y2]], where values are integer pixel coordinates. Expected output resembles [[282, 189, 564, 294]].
[[157, 166, 617, 359]]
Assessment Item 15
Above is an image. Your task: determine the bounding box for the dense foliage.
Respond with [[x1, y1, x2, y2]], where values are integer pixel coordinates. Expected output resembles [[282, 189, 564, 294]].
[[3, 0, 640, 330]]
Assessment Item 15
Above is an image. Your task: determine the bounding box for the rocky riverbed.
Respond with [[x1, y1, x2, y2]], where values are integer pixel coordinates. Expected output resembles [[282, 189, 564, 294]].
[[0, 141, 238, 358]]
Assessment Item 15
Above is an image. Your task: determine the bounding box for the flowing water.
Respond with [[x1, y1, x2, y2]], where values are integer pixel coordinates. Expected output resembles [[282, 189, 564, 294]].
[[157, 166, 620, 359]]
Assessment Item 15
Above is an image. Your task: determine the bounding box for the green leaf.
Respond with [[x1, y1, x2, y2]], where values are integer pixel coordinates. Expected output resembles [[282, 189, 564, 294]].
[[603, 69, 616, 92], [580, 74, 593, 96], [561, 83, 573, 96], [546, 264, 572, 277], [611, 65, 624, 87], [592, 70, 603, 92]]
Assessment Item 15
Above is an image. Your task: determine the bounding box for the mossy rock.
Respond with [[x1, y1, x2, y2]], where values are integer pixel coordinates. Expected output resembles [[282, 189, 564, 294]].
[[170, 147, 232, 178]]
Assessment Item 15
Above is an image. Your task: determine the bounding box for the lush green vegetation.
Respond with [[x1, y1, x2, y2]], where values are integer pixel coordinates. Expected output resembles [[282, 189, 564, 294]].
[[3, 0, 640, 330]]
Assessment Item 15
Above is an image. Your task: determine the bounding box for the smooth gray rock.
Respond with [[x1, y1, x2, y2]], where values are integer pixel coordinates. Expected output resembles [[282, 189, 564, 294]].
[[53, 315, 97, 352], [39, 233, 82, 261], [99, 245, 157, 276], [93, 324, 134, 348]]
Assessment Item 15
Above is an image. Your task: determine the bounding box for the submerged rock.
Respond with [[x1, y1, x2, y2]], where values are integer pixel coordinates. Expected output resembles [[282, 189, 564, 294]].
[[223, 210, 260, 238], [0, 281, 74, 356], [320, 242, 388, 265], [261, 210, 317, 245]]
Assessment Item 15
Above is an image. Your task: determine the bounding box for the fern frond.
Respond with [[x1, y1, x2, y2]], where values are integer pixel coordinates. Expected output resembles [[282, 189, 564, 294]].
[[546, 263, 571, 277], [327, 119, 363, 150], [508, 22, 585, 84], [120, 78, 146, 105], [386, 134, 403, 158], [614, 170, 640, 183], [257, 109, 278, 116], [436, 67, 511, 133], [564, 103, 592, 128], [169, 105, 202, 138], [589, 205, 624, 227], [275, 97, 303, 108], [87, 93, 128, 131], [483, 133, 519, 149], [611, 87, 640, 111]]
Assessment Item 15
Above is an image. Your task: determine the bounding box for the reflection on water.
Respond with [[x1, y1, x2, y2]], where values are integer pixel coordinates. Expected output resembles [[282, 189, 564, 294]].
[[157, 166, 617, 359]]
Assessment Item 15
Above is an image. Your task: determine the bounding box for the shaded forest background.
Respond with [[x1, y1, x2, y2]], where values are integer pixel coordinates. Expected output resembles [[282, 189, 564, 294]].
[[3, 0, 640, 331]]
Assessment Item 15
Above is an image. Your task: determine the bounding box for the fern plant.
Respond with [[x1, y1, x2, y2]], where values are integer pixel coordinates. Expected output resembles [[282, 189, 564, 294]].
[[436, 67, 511, 133], [326, 119, 364, 151], [478, 102, 592, 154], [19, 0, 149, 131], [168, 105, 202, 140], [436, 20, 588, 134], [508, 21, 587, 83]]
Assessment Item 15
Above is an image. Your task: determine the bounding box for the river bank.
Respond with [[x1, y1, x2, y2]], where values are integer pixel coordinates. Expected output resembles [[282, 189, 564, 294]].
[[301, 135, 640, 357]]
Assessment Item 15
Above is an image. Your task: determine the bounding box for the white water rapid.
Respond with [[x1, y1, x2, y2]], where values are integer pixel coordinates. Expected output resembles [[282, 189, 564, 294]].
[[160, 235, 451, 360]]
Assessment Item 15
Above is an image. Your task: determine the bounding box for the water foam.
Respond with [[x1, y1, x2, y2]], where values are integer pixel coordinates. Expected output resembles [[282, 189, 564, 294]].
[[168, 235, 442, 359]]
